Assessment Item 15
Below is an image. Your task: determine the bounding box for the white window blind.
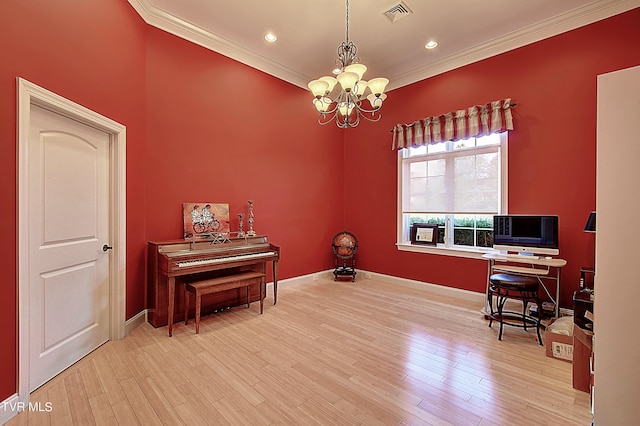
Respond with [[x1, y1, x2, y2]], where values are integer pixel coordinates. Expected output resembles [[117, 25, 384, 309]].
[[402, 143, 500, 215]]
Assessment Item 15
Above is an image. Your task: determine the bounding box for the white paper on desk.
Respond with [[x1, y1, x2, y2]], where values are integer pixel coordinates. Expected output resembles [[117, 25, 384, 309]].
[[416, 228, 434, 241]]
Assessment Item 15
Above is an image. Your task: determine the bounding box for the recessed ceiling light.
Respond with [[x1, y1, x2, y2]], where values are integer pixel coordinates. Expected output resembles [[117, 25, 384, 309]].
[[264, 33, 277, 43], [425, 40, 438, 49], [332, 68, 342, 75]]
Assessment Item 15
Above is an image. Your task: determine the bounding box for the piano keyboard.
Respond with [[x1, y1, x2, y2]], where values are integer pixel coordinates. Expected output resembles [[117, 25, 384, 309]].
[[177, 251, 278, 268]]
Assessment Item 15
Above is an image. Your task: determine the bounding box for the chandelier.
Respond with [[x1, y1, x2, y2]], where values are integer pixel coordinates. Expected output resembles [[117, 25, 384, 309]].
[[307, 0, 389, 128]]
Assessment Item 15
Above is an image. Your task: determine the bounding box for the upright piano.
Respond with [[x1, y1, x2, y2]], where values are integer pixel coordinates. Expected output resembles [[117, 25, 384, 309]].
[[148, 235, 280, 335]]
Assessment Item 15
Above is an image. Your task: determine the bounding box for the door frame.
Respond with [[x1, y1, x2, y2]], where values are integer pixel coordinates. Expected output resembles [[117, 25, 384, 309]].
[[16, 78, 127, 403]]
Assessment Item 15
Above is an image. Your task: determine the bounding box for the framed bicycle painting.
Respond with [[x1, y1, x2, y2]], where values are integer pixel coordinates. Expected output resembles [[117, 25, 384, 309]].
[[183, 202, 230, 238]]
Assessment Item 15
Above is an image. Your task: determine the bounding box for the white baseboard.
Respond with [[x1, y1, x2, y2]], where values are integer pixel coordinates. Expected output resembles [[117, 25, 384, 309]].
[[281, 269, 569, 322], [125, 309, 147, 335], [362, 270, 486, 304], [272, 270, 335, 289], [269, 268, 486, 304], [0, 393, 22, 425]]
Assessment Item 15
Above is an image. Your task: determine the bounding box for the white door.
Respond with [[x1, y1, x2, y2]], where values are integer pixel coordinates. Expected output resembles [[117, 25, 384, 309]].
[[28, 104, 111, 391]]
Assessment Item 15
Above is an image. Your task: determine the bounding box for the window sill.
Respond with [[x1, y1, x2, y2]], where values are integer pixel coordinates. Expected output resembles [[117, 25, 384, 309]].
[[396, 242, 491, 260]]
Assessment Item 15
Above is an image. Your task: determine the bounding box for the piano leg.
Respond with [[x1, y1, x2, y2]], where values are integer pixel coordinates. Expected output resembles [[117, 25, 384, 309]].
[[260, 276, 264, 314], [167, 277, 175, 337], [272, 260, 279, 305]]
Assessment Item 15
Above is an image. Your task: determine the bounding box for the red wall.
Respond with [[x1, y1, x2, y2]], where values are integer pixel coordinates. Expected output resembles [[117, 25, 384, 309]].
[[1, 0, 638, 406], [345, 8, 640, 305], [143, 28, 345, 280], [0, 0, 344, 402], [0, 0, 147, 402]]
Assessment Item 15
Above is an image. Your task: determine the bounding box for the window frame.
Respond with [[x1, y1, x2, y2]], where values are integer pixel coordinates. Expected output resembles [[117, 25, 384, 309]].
[[396, 132, 508, 259]]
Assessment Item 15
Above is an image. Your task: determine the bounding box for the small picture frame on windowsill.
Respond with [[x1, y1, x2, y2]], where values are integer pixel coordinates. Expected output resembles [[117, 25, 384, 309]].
[[411, 223, 439, 246]]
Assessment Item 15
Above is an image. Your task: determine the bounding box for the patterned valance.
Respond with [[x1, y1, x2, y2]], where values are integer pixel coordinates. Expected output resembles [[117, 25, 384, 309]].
[[392, 98, 514, 150]]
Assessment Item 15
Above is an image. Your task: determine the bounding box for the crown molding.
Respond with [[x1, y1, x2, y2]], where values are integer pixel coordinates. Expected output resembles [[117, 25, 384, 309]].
[[127, 0, 311, 88], [128, 0, 640, 91], [388, 0, 640, 90]]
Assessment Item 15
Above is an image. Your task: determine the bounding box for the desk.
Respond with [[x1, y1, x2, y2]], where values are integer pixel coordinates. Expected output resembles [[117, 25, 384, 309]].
[[482, 252, 567, 318]]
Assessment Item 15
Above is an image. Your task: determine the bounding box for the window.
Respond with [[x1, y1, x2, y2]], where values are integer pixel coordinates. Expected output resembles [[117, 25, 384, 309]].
[[398, 132, 507, 253]]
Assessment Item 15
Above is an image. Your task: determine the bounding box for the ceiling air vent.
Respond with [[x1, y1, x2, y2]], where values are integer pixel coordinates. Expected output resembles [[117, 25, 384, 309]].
[[384, 1, 413, 23]]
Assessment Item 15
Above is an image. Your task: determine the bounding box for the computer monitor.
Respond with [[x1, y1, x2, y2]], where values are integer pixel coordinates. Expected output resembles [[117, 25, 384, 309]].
[[492, 215, 559, 256]]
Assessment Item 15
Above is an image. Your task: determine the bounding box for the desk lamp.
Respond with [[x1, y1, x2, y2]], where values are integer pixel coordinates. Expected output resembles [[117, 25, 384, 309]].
[[584, 211, 596, 233]]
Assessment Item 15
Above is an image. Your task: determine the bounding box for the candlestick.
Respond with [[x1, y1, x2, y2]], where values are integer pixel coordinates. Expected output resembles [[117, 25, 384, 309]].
[[237, 213, 245, 238], [247, 200, 256, 236]]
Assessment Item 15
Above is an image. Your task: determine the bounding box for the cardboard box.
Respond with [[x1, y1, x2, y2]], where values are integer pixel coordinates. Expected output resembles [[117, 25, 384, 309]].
[[545, 317, 574, 362]]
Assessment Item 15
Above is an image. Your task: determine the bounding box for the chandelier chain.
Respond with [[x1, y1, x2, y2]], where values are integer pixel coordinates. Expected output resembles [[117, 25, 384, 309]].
[[345, 0, 350, 44]]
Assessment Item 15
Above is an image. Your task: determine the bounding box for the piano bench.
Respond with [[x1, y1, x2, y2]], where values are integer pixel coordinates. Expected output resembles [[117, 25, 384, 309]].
[[184, 271, 266, 334]]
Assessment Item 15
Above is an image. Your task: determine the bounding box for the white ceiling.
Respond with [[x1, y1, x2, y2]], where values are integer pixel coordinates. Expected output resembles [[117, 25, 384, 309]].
[[128, 0, 639, 91]]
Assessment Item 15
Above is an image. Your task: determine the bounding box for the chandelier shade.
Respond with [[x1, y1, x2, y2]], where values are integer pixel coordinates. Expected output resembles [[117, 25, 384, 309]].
[[308, 80, 329, 97], [320, 76, 338, 92], [367, 78, 389, 96], [308, 0, 389, 128], [344, 64, 367, 79], [337, 72, 359, 92]]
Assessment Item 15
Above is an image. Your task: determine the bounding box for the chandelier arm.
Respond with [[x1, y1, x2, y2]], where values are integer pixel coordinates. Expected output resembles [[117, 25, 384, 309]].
[[336, 113, 351, 128], [353, 102, 381, 115], [318, 113, 338, 126], [350, 96, 382, 123], [356, 111, 382, 123], [341, 110, 361, 128], [319, 98, 340, 115], [350, 93, 382, 116]]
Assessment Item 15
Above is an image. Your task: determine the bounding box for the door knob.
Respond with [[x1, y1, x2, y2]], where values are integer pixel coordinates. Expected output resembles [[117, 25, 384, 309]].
[[103, 244, 113, 252]]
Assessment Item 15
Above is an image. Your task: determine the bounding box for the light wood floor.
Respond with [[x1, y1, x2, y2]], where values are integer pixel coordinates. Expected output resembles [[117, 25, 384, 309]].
[[6, 278, 591, 425]]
